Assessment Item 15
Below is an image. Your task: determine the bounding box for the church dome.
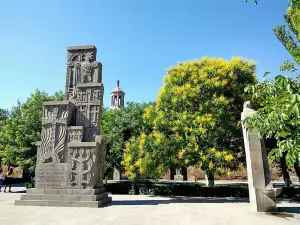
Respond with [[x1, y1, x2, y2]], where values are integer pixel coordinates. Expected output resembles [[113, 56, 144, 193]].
[[110, 80, 125, 109], [111, 80, 125, 95], [111, 86, 125, 94]]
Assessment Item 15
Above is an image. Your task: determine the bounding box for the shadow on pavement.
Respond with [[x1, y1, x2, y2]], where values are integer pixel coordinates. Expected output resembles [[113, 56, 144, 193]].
[[105, 197, 249, 206], [10, 190, 26, 193], [278, 207, 300, 215]]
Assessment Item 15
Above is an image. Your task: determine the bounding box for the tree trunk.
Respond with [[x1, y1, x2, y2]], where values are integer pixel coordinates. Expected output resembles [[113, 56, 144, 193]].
[[294, 161, 300, 182], [279, 154, 292, 187], [205, 171, 214, 187]]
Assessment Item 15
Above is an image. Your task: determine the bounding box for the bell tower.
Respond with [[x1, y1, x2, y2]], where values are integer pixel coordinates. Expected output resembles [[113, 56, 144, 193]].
[[110, 80, 125, 109]]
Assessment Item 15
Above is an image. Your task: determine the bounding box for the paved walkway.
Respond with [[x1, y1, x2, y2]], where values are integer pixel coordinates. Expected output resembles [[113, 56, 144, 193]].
[[0, 187, 299, 225]]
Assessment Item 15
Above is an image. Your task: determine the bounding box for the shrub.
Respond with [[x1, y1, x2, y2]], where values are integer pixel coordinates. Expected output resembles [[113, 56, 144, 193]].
[[104, 181, 249, 197], [104, 181, 300, 200]]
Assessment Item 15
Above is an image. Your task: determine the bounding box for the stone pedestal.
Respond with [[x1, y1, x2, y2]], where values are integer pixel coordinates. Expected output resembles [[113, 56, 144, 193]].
[[113, 167, 121, 180], [241, 101, 281, 212], [173, 167, 187, 181], [174, 175, 183, 181], [15, 188, 111, 207], [16, 45, 111, 208]]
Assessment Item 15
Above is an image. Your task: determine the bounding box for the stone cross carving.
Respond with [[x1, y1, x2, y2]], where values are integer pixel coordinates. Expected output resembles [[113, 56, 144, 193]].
[[241, 101, 281, 212], [16, 46, 111, 208]]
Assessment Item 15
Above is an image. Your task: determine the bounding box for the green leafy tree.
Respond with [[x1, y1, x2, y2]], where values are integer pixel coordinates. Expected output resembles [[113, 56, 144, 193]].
[[243, 0, 300, 185], [0, 89, 64, 172], [100, 102, 153, 178], [122, 103, 168, 180], [124, 57, 257, 186], [0, 108, 8, 122], [274, 0, 300, 66], [245, 75, 300, 182]]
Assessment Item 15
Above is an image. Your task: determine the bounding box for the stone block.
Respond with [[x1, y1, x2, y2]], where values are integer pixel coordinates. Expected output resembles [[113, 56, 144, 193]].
[[44, 189, 60, 195], [61, 195, 80, 201], [113, 167, 121, 180], [35, 163, 69, 189], [20, 194, 42, 200], [15, 197, 112, 208], [16, 45, 110, 208], [174, 175, 183, 181], [26, 188, 105, 195]]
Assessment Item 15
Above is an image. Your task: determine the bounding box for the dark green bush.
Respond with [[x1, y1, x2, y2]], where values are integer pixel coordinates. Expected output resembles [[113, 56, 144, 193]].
[[104, 181, 300, 199], [279, 187, 300, 200], [24, 181, 35, 188], [104, 182, 249, 197]]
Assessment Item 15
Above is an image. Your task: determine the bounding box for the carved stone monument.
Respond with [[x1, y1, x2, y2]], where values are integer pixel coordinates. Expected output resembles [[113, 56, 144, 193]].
[[16, 45, 112, 207], [113, 167, 121, 180], [174, 168, 184, 181], [241, 101, 281, 212]]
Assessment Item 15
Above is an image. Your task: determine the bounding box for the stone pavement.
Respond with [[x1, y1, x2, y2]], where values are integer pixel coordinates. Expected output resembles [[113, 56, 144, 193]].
[[0, 187, 299, 225]]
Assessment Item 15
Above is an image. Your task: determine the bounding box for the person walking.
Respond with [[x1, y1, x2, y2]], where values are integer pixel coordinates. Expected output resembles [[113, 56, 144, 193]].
[[4, 167, 14, 193], [0, 166, 3, 192]]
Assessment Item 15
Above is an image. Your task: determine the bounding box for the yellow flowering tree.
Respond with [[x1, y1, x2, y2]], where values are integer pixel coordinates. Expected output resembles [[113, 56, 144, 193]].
[[100, 102, 154, 178], [123, 57, 256, 185], [122, 104, 171, 179], [155, 57, 256, 186]]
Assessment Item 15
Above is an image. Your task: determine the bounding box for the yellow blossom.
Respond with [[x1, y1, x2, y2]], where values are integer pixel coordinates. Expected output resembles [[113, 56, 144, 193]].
[[225, 154, 234, 162], [135, 159, 142, 167], [178, 149, 185, 159], [218, 95, 228, 104]]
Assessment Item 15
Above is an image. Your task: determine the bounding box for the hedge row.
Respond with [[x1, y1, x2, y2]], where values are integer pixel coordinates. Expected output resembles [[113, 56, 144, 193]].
[[104, 181, 300, 200], [105, 182, 248, 197], [22, 179, 300, 200]]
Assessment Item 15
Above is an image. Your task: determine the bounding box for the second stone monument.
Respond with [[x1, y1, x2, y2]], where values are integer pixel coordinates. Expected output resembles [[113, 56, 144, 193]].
[[15, 45, 111, 207], [241, 101, 281, 212]]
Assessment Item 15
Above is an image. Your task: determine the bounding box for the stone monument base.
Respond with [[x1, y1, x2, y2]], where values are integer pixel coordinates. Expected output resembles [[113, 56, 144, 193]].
[[249, 188, 282, 212], [15, 188, 112, 208]]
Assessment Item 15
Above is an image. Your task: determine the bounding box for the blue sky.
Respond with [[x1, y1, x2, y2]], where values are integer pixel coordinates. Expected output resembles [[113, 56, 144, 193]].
[[0, 0, 293, 109]]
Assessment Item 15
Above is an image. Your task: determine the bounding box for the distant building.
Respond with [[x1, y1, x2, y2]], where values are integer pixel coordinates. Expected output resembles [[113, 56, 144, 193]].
[[110, 80, 125, 109], [110, 80, 126, 180]]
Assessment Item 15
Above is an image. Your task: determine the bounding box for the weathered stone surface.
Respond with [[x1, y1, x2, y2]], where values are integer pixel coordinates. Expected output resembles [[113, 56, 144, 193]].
[[35, 163, 69, 189], [241, 101, 280, 212], [15, 197, 112, 208], [26, 188, 105, 195], [16, 45, 111, 208], [113, 167, 121, 180], [174, 175, 183, 181]]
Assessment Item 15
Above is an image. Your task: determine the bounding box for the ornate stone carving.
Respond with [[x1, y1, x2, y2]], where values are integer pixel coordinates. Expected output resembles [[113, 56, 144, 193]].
[[38, 102, 73, 163], [68, 126, 84, 142], [16, 45, 111, 208], [69, 147, 94, 188], [34, 46, 106, 189]]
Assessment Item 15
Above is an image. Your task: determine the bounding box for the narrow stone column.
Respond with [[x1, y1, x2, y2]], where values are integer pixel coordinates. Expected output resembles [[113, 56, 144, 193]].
[[241, 101, 281, 212], [113, 167, 121, 180]]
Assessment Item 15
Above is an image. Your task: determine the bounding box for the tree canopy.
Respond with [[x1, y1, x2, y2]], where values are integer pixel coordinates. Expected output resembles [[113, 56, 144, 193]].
[[100, 102, 154, 178], [0, 89, 64, 171], [245, 75, 300, 167], [274, 0, 300, 66], [244, 0, 300, 177], [123, 57, 257, 183]]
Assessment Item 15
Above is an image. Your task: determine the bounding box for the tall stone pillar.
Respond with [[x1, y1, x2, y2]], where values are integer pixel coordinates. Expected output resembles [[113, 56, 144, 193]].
[[16, 45, 111, 208], [241, 101, 281, 212]]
